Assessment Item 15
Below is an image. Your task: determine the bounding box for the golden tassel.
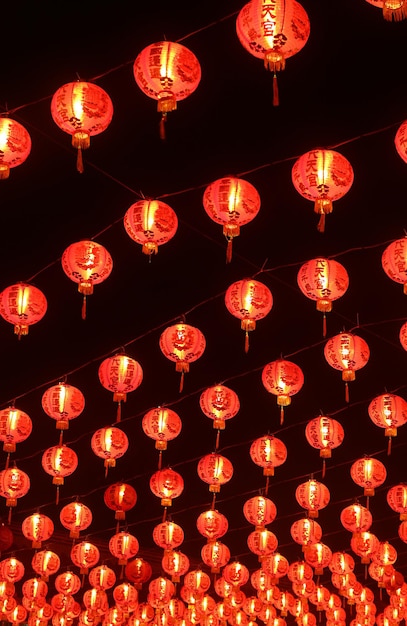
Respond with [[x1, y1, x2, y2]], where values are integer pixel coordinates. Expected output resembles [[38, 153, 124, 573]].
[[76, 147, 84, 174], [215, 429, 220, 451], [272, 73, 279, 107], [158, 450, 162, 470], [7, 507, 12, 525], [81, 295, 87, 320]]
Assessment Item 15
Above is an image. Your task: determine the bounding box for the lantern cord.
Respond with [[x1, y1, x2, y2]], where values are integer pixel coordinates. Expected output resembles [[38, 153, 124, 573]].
[[159, 114, 167, 141], [226, 238, 233, 264], [76, 147, 84, 174], [272, 73, 279, 107], [265, 476, 270, 496], [81, 296, 87, 321], [244, 331, 250, 354], [58, 431, 63, 446], [317, 213, 326, 233], [116, 402, 122, 423]]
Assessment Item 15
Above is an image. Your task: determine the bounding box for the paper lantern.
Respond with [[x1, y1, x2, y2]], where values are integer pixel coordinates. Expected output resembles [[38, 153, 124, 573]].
[[199, 384, 240, 431], [262, 552, 289, 584], [305, 415, 344, 477], [22, 513, 54, 549], [329, 551, 355, 576], [197, 452, 233, 493], [324, 332, 370, 402], [203, 176, 261, 263], [243, 495, 277, 528], [350, 456, 387, 497], [290, 518, 322, 551], [98, 353, 143, 422], [0, 467, 30, 522], [54, 571, 81, 596], [124, 557, 152, 589], [201, 540, 231, 573], [295, 479, 330, 518], [113, 581, 138, 612], [61, 239, 113, 319], [59, 501, 92, 538], [161, 550, 190, 582], [142, 407, 182, 452], [249, 435, 287, 476], [0, 282, 47, 338], [148, 576, 175, 608], [51, 81, 113, 172], [340, 502, 373, 534], [261, 359, 304, 423], [236, 0, 310, 105], [350, 531, 379, 564], [22, 577, 48, 603], [109, 531, 139, 565], [387, 484, 407, 520], [183, 570, 211, 595], [159, 322, 206, 392], [297, 258, 349, 336], [0, 557, 24, 583], [124, 199, 178, 257], [223, 562, 250, 588], [152, 520, 184, 551], [308, 585, 331, 611], [382, 237, 407, 294], [82, 589, 108, 616], [88, 565, 116, 591], [70, 541, 100, 575], [196, 509, 229, 541], [104, 482, 137, 520], [247, 529, 278, 558], [133, 41, 201, 139], [8, 604, 27, 626], [372, 541, 397, 568], [368, 393, 407, 454], [0, 117, 31, 179], [41, 445, 78, 503], [225, 278, 273, 352], [287, 560, 314, 584], [366, 0, 407, 20], [292, 148, 354, 232], [149, 468, 184, 506], [91, 426, 129, 475], [400, 321, 407, 350], [31, 550, 60, 581], [42, 382, 85, 434], [0, 407, 32, 463]]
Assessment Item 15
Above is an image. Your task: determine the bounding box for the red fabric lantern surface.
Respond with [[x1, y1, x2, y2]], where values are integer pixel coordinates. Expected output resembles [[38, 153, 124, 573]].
[[148, 576, 175, 609], [196, 508, 229, 541], [161, 550, 190, 583], [183, 569, 211, 595], [51, 81, 113, 173], [152, 520, 184, 551], [382, 237, 407, 294], [200, 384, 240, 431], [304, 542, 332, 575], [124, 199, 178, 257], [61, 240, 113, 319], [8, 604, 27, 626], [261, 553, 289, 584], [247, 529, 278, 558], [371, 541, 397, 568], [133, 41, 201, 139], [22, 513, 54, 549], [387, 484, 407, 520], [41, 445, 78, 495], [309, 585, 331, 612], [292, 148, 354, 232], [295, 479, 330, 518], [350, 456, 387, 497], [0, 407, 32, 458], [59, 502, 92, 538], [142, 407, 182, 451], [324, 332, 370, 402], [328, 551, 355, 576], [262, 359, 304, 423], [22, 577, 48, 603], [305, 415, 344, 477], [98, 353, 143, 422], [243, 495, 277, 529], [290, 518, 322, 551], [42, 382, 85, 434], [82, 588, 108, 616], [366, 0, 407, 21], [400, 321, 407, 350], [109, 531, 139, 565], [288, 560, 314, 584], [201, 540, 231, 573], [159, 323, 206, 392], [124, 557, 152, 589], [70, 541, 100, 575], [149, 468, 184, 506], [0, 117, 31, 179], [0, 557, 24, 583], [223, 562, 250, 587], [91, 426, 129, 475], [203, 176, 261, 263], [88, 565, 116, 591], [395, 119, 407, 162], [104, 482, 137, 520], [197, 452, 233, 493], [0, 467, 30, 521], [350, 531, 380, 564], [31, 550, 60, 581], [0, 282, 47, 338], [225, 278, 273, 352], [297, 258, 349, 336], [54, 571, 81, 596], [113, 581, 138, 612], [368, 393, 407, 454], [340, 502, 373, 534], [249, 434, 287, 476]]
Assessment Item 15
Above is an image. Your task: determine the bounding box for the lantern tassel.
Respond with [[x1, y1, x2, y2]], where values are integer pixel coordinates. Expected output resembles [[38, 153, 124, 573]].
[[81, 295, 87, 320], [55, 486, 60, 506], [317, 213, 326, 233], [116, 401, 122, 423], [76, 147, 84, 174], [7, 507, 12, 525], [179, 371, 184, 394], [345, 382, 349, 404], [387, 436, 392, 456], [322, 458, 326, 479], [226, 238, 233, 264], [120, 564, 124, 580], [159, 114, 167, 141], [244, 330, 249, 354], [4, 453, 10, 470], [322, 314, 327, 338], [272, 73, 279, 107], [280, 406, 284, 425], [158, 450, 162, 470]]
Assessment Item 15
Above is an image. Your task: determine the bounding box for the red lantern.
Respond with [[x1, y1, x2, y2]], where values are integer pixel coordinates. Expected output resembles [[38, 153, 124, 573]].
[[196, 509, 229, 541], [305, 416, 344, 477], [0, 282, 47, 338], [243, 495, 277, 528], [98, 354, 143, 422], [304, 542, 332, 575], [82, 589, 108, 616], [161, 549, 190, 583], [324, 332, 370, 402], [309, 585, 331, 612], [0, 466, 30, 522], [88, 565, 116, 590], [261, 552, 289, 583], [159, 323, 206, 392], [70, 541, 100, 575], [340, 503, 373, 535], [124, 199, 178, 257], [236, 0, 310, 106], [225, 278, 273, 352], [104, 482, 137, 520], [59, 501, 92, 538], [148, 576, 175, 608], [41, 445, 78, 503], [22, 513, 54, 548], [328, 552, 355, 575], [382, 237, 407, 294], [124, 557, 152, 589], [387, 484, 407, 520], [297, 258, 349, 336], [61, 239, 113, 319], [109, 531, 139, 565], [51, 81, 113, 172], [350, 456, 387, 497], [54, 571, 81, 596], [290, 518, 322, 551], [197, 452, 233, 493], [142, 407, 182, 451], [0, 117, 31, 179], [262, 359, 304, 423], [133, 41, 201, 139], [150, 468, 184, 506], [42, 382, 85, 434], [113, 581, 138, 612], [249, 435, 287, 476], [91, 426, 129, 475], [22, 577, 48, 605], [287, 560, 314, 584], [400, 321, 407, 350], [8, 604, 27, 626], [0, 557, 24, 583], [200, 385, 240, 431], [372, 541, 397, 567], [203, 176, 261, 263], [247, 529, 278, 558], [368, 393, 407, 454], [31, 550, 60, 581], [152, 520, 184, 551], [201, 540, 231, 573], [295, 479, 330, 518], [367, 0, 407, 21], [350, 531, 379, 564], [0, 407, 32, 463], [223, 562, 250, 587], [184, 570, 211, 595]]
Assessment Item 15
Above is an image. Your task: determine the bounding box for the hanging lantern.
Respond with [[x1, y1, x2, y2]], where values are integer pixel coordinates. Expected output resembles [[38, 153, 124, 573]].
[[371, 541, 397, 569], [199, 385, 240, 431], [82, 589, 109, 616], [124, 199, 178, 257], [9, 604, 27, 626], [91, 426, 129, 475], [184, 570, 211, 595], [152, 520, 184, 551], [0, 117, 31, 179], [59, 501, 92, 538], [368, 393, 407, 454], [42, 382, 85, 435], [350, 531, 379, 564], [305, 416, 344, 477], [70, 541, 100, 575], [148, 576, 175, 609], [98, 353, 143, 422], [0, 407, 32, 466], [297, 258, 349, 336], [366, 0, 407, 20], [236, 0, 310, 106], [350, 456, 387, 497], [340, 502, 373, 535], [261, 552, 289, 584], [292, 148, 354, 232], [261, 359, 304, 423], [54, 571, 81, 596], [328, 552, 355, 576], [0, 466, 30, 522], [142, 407, 182, 452], [124, 557, 152, 589], [104, 482, 137, 521], [196, 508, 229, 541], [243, 495, 277, 529], [159, 323, 206, 392], [41, 445, 78, 503], [51, 81, 113, 172], [225, 278, 273, 352], [201, 540, 231, 573], [0, 557, 24, 583], [223, 561, 250, 588], [295, 478, 330, 518], [247, 528, 278, 558], [287, 560, 314, 584], [387, 484, 407, 520], [113, 581, 139, 612], [400, 321, 407, 350], [197, 452, 233, 493], [150, 468, 184, 506], [324, 332, 370, 402], [61, 239, 113, 319], [308, 585, 331, 612], [203, 176, 261, 263], [22, 577, 48, 606], [161, 549, 190, 583], [109, 530, 139, 566], [382, 237, 407, 294], [249, 435, 287, 476], [290, 518, 322, 551], [304, 542, 332, 575], [88, 565, 116, 591], [22, 513, 54, 549], [32, 550, 60, 581], [0, 282, 47, 338]]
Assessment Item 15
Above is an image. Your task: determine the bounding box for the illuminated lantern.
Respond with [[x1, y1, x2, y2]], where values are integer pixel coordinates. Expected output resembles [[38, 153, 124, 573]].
[[305, 415, 344, 477], [152, 520, 184, 551], [8, 604, 27, 626], [201, 541, 231, 573], [142, 407, 182, 451], [70, 541, 100, 575], [324, 332, 370, 402], [247, 529, 278, 558], [0, 406, 32, 466], [290, 518, 322, 551], [243, 495, 277, 528], [350, 456, 387, 497], [366, 0, 407, 20], [261, 552, 289, 582], [0, 557, 24, 583], [51, 81, 113, 172], [340, 503, 372, 535], [288, 560, 314, 584], [398, 520, 407, 543], [329, 552, 355, 576], [295, 478, 330, 518], [165, 598, 186, 622], [250, 568, 273, 592], [292, 148, 354, 232], [350, 531, 379, 564], [225, 278, 273, 352], [113, 581, 138, 612], [0, 282, 47, 338], [133, 41, 201, 139], [196, 508, 229, 541], [197, 452, 233, 493], [162, 549, 190, 582], [88, 565, 116, 590], [124, 199, 178, 257], [0, 117, 31, 179], [159, 322, 206, 392], [382, 237, 407, 294], [61, 239, 113, 319], [400, 321, 407, 350], [150, 468, 184, 506], [98, 354, 143, 422], [387, 484, 407, 520], [274, 590, 295, 617], [396, 120, 407, 162], [200, 385, 240, 431], [304, 542, 332, 575], [148, 576, 175, 608], [261, 359, 304, 423], [372, 541, 397, 568], [236, 0, 310, 105], [249, 435, 287, 476], [22, 513, 54, 548], [91, 426, 129, 475], [297, 258, 349, 336], [22, 577, 48, 605], [0, 466, 30, 522], [223, 562, 250, 587], [203, 176, 261, 263], [124, 557, 152, 589], [368, 393, 407, 454], [109, 531, 139, 565], [104, 482, 137, 520], [32, 550, 60, 581], [42, 382, 85, 435], [59, 501, 92, 538], [134, 602, 155, 623], [184, 570, 211, 595], [54, 571, 81, 596], [83, 588, 108, 616], [41, 445, 78, 503], [309, 585, 330, 612]]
